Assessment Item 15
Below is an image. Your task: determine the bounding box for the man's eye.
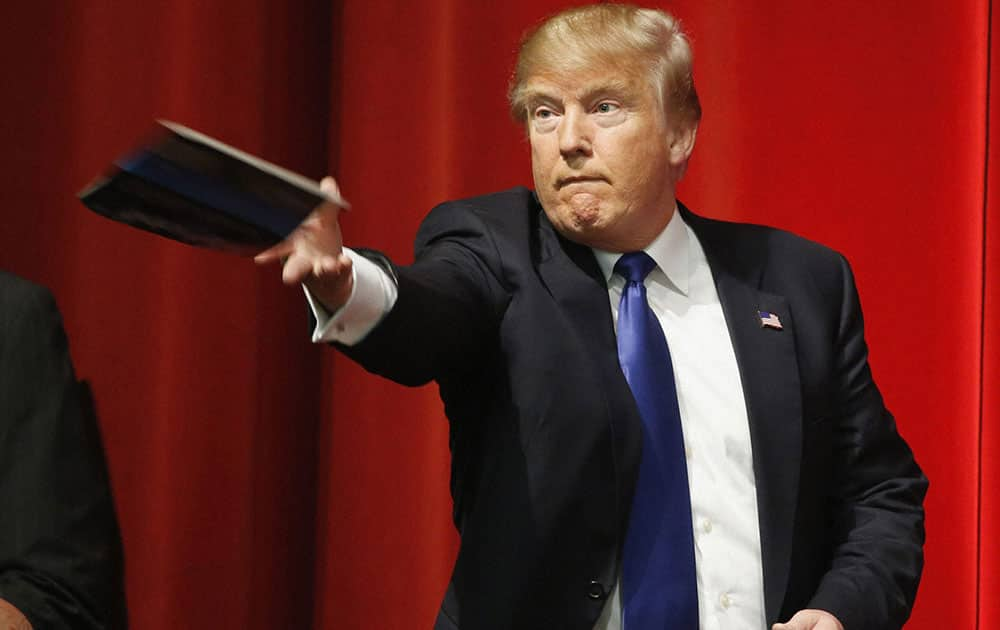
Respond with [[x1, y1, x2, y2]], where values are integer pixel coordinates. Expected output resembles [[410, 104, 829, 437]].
[[534, 108, 555, 119], [595, 102, 619, 114]]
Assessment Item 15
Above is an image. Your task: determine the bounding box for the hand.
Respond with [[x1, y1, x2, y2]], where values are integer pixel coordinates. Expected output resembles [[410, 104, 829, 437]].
[[255, 176, 354, 312], [772, 609, 844, 630], [0, 598, 32, 630]]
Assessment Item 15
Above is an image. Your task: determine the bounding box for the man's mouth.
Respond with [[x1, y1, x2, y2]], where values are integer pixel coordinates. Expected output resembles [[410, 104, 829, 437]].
[[557, 175, 607, 188]]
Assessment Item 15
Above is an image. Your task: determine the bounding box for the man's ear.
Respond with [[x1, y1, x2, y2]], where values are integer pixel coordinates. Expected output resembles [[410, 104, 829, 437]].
[[668, 123, 698, 167]]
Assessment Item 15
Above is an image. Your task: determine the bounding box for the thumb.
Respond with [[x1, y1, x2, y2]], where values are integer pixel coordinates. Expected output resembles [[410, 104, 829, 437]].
[[319, 176, 350, 210]]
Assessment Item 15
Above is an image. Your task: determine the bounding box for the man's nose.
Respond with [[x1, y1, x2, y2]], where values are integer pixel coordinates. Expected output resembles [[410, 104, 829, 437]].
[[558, 109, 593, 158]]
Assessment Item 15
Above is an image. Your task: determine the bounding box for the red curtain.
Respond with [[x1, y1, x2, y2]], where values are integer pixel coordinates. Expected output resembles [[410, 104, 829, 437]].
[[1, 2, 332, 628], [981, 4, 999, 628], [0, 2, 995, 629]]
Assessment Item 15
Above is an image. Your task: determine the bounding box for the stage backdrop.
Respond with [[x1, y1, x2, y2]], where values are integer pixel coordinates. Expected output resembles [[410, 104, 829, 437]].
[[0, 1, 995, 628]]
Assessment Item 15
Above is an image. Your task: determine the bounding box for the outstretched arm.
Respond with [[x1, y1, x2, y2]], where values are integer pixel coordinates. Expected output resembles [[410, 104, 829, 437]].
[[257, 181, 511, 386]]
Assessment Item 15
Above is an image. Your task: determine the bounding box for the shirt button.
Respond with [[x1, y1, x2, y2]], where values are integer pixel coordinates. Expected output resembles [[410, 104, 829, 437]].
[[720, 593, 731, 609], [587, 581, 607, 600], [701, 519, 713, 534], [685, 446, 693, 460]]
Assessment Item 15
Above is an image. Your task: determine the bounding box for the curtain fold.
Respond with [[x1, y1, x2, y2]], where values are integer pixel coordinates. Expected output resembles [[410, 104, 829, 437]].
[[980, 2, 999, 627]]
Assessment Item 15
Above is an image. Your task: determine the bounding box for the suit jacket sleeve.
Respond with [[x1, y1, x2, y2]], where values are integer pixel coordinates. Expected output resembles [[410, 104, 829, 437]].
[[805, 254, 927, 630], [0, 278, 126, 629], [337, 199, 512, 386]]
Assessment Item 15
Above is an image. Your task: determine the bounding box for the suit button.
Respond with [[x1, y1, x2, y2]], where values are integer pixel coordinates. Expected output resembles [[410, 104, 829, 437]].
[[587, 581, 607, 600]]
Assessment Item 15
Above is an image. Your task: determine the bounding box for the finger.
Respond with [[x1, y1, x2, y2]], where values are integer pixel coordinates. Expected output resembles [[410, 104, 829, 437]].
[[281, 254, 316, 285], [318, 255, 339, 275], [313, 255, 337, 278], [314, 252, 353, 278], [772, 610, 825, 630], [255, 240, 295, 264], [328, 253, 353, 272]]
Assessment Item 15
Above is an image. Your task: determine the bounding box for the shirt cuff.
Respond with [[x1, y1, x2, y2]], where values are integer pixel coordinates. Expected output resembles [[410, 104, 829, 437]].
[[304, 247, 398, 345]]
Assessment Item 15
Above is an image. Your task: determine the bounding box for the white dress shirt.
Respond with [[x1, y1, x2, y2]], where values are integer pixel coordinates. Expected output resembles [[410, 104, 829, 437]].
[[309, 210, 767, 630], [590, 210, 766, 630]]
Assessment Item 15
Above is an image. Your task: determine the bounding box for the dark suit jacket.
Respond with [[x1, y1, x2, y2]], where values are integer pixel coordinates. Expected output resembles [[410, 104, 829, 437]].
[[340, 188, 927, 630], [0, 272, 126, 629]]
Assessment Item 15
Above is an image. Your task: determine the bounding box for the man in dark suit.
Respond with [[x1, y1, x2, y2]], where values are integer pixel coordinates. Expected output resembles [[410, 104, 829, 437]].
[[258, 4, 926, 629], [0, 272, 126, 629]]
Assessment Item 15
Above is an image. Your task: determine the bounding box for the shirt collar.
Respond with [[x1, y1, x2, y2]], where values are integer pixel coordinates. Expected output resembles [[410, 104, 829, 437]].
[[591, 206, 690, 296]]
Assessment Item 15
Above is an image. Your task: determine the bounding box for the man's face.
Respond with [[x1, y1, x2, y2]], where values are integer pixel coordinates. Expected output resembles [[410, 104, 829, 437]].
[[526, 63, 691, 252]]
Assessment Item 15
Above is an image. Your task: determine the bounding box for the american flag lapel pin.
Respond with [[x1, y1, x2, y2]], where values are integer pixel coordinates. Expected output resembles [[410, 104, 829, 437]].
[[758, 310, 783, 330]]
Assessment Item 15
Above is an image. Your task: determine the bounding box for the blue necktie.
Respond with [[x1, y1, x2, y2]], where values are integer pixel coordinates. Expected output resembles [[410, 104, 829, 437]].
[[615, 252, 698, 630]]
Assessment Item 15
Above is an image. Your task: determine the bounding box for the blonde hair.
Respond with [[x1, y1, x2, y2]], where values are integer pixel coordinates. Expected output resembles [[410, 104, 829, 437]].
[[508, 4, 701, 130]]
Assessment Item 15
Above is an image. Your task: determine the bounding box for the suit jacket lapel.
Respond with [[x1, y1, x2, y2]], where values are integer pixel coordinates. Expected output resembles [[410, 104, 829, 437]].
[[535, 209, 643, 548], [684, 207, 803, 623]]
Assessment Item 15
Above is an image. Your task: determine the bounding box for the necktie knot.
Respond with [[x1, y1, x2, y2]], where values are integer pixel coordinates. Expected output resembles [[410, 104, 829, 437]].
[[615, 251, 656, 284]]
